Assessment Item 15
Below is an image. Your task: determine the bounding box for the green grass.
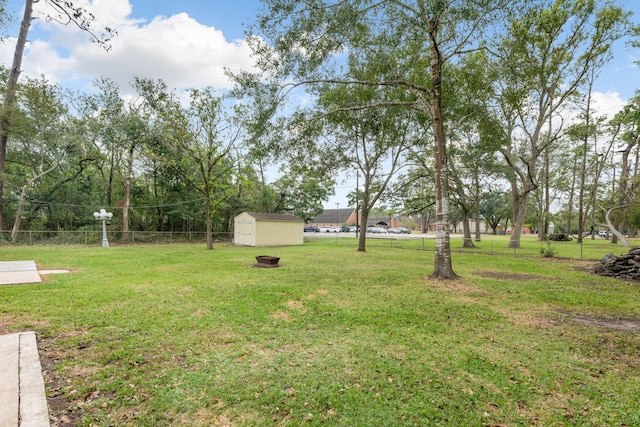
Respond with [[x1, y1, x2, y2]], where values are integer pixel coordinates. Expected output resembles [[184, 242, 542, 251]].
[[0, 238, 639, 426]]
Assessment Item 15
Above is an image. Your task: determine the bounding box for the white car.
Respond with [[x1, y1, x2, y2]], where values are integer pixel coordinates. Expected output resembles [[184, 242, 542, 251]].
[[366, 227, 388, 234], [599, 230, 610, 238]]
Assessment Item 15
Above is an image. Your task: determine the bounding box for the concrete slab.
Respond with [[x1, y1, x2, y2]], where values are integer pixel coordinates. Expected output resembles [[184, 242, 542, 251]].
[[0, 261, 41, 286], [19, 332, 50, 427], [0, 332, 50, 427], [0, 261, 37, 272], [0, 333, 19, 427]]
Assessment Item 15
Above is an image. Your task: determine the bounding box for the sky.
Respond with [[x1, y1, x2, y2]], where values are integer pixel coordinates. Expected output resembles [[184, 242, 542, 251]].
[[0, 0, 639, 209]]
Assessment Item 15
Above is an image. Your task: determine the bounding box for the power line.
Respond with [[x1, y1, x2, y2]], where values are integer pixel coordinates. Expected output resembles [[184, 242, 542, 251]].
[[16, 197, 206, 210]]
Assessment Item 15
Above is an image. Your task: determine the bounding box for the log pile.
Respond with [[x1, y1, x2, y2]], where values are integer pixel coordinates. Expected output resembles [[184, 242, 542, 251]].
[[593, 248, 640, 280]]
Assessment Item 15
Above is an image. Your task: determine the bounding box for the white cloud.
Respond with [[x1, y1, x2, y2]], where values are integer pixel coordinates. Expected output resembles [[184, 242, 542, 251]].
[[0, 0, 256, 94], [591, 91, 627, 119]]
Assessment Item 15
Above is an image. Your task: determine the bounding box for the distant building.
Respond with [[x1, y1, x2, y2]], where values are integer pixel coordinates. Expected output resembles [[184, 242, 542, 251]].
[[309, 209, 497, 233], [309, 208, 358, 227], [309, 209, 410, 229]]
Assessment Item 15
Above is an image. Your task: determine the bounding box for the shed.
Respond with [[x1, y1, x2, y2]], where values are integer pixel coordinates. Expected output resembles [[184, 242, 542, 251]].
[[234, 212, 304, 247]]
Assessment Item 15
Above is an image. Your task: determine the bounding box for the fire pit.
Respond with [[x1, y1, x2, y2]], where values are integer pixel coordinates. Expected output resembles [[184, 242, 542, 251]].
[[255, 255, 281, 268]]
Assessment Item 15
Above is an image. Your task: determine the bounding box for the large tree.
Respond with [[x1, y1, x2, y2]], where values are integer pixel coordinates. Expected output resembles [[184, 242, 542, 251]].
[[138, 79, 246, 249], [8, 76, 67, 240], [315, 81, 420, 251], [0, 0, 113, 230], [247, 0, 514, 279], [489, 0, 630, 248]]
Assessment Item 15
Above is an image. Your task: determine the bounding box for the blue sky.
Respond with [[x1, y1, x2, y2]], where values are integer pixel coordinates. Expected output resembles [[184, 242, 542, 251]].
[[0, 0, 639, 208], [1, 0, 636, 98], [128, 1, 260, 41], [0, 0, 264, 95]]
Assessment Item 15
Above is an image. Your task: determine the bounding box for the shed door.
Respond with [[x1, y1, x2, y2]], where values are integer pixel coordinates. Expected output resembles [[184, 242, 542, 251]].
[[236, 218, 253, 246]]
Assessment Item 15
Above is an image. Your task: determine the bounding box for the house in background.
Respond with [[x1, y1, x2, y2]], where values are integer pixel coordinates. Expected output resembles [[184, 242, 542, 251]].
[[309, 208, 358, 227], [309, 208, 494, 234], [234, 212, 304, 247], [309, 208, 410, 229]]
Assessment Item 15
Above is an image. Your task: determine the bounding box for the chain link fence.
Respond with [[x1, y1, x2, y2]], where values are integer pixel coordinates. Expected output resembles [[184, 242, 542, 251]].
[[303, 232, 630, 260], [4, 230, 233, 246]]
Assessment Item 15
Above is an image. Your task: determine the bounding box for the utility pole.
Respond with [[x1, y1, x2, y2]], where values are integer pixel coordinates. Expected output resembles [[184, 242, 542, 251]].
[[336, 202, 339, 242]]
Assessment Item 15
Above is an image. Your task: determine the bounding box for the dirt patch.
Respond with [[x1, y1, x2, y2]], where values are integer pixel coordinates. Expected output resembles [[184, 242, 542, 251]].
[[0, 314, 19, 334], [565, 260, 598, 274], [506, 310, 556, 329], [0, 316, 51, 335], [271, 309, 294, 321], [38, 337, 81, 427], [306, 289, 329, 300], [557, 310, 640, 332], [570, 314, 640, 332], [475, 270, 546, 282], [428, 277, 491, 295], [285, 300, 306, 313]]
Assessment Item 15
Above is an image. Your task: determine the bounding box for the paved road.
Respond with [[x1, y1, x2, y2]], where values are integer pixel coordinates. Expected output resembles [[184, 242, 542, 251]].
[[304, 231, 435, 240]]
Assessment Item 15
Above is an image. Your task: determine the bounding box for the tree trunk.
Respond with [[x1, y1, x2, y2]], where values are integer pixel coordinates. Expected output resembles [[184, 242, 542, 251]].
[[358, 209, 368, 252], [423, 211, 430, 233], [428, 24, 457, 280], [10, 184, 28, 242], [461, 209, 474, 248], [357, 188, 371, 252], [0, 0, 34, 231], [11, 162, 58, 241], [612, 140, 636, 244], [537, 188, 544, 241], [474, 175, 481, 242], [566, 143, 578, 238], [508, 190, 528, 249], [121, 143, 135, 243], [205, 196, 213, 250], [543, 142, 550, 238], [577, 90, 592, 244]]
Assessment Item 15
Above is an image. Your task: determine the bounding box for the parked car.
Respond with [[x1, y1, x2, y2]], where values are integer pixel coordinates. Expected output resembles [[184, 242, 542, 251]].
[[330, 227, 341, 233], [397, 227, 411, 234], [599, 230, 611, 238], [304, 225, 320, 232], [320, 226, 333, 233], [366, 227, 388, 234], [340, 226, 351, 233], [387, 228, 402, 234]]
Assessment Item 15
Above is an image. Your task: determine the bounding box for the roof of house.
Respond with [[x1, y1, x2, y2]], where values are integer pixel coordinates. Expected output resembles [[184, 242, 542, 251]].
[[311, 208, 355, 224], [242, 212, 303, 222], [365, 216, 391, 226]]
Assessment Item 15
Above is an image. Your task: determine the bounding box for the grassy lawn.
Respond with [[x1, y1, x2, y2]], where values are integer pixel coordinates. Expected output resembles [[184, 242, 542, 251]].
[[0, 237, 639, 426]]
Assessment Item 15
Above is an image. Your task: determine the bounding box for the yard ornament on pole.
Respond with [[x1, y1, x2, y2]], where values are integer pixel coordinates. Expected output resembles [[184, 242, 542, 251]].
[[93, 208, 113, 247]]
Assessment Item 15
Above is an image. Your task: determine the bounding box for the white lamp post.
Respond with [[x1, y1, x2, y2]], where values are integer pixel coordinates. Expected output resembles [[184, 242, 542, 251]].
[[93, 208, 113, 247]]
